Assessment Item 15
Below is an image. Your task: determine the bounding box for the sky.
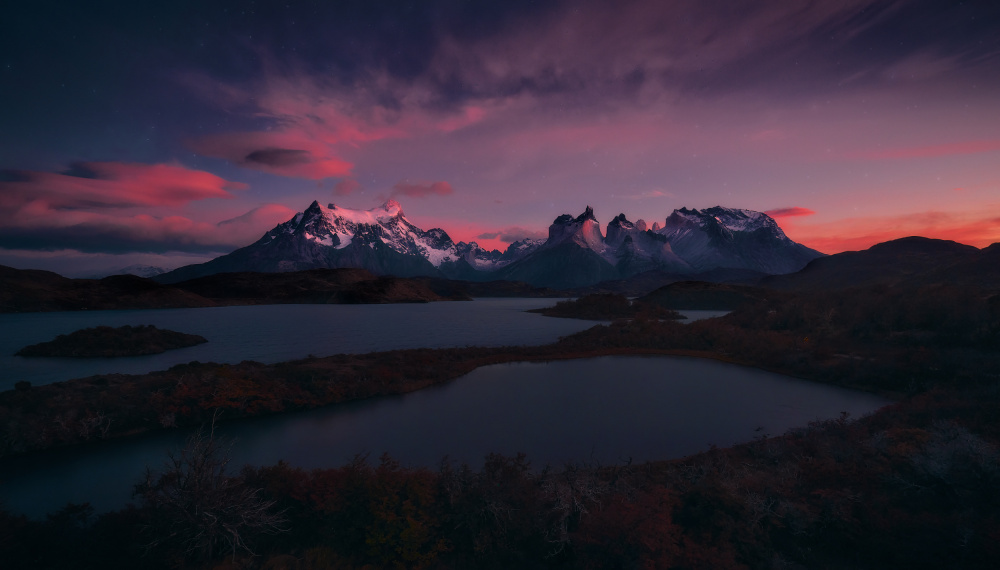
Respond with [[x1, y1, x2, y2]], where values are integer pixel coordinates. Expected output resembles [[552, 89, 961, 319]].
[[1, 0, 998, 276]]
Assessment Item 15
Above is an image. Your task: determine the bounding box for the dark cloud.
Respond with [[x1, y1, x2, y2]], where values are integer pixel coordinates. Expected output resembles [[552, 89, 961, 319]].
[[243, 148, 313, 167], [0, 203, 295, 255], [0, 224, 226, 255], [4, 1, 999, 156]]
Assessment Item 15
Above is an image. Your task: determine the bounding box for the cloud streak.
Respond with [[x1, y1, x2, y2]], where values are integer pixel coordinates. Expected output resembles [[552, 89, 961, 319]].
[[0, 162, 245, 210], [391, 180, 454, 199], [765, 207, 816, 218], [0, 203, 296, 254], [0, 161, 296, 254]]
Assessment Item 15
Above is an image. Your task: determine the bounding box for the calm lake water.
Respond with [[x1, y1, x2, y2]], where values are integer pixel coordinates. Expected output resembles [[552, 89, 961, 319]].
[[0, 299, 607, 390], [0, 355, 890, 518], [0, 302, 724, 390]]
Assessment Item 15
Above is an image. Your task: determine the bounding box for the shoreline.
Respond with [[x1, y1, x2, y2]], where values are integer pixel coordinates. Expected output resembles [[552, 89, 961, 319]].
[[0, 334, 900, 461]]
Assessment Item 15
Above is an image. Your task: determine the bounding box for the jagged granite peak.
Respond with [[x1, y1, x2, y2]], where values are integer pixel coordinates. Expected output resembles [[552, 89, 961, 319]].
[[546, 206, 607, 255], [606, 213, 635, 246], [498, 206, 694, 288], [651, 221, 662, 232], [604, 212, 691, 275], [576, 205, 598, 223]]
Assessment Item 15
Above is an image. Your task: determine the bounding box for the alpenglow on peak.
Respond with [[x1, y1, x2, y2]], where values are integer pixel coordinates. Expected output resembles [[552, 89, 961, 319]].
[[155, 200, 823, 287]]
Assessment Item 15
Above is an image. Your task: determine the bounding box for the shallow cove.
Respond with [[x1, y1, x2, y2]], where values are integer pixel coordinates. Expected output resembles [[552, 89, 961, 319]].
[[0, 355, 890, 518]]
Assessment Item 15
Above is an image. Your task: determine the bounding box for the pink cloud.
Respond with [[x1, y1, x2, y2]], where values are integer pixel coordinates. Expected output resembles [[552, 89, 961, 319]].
[[185, 70, 489, 180], [333, 178, 362, 196], [0, 200, 296, 254], [391, 180, 454, 199], [0, 161, 293, 253], [765, 207, 816, 218], [0, 162, 245, 210]]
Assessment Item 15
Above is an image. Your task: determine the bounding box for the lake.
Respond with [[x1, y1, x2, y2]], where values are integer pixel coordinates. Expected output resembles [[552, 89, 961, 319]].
[[0, 301, 723, 390], [0, 355, 890, 518], [0, 299, 602, 390]]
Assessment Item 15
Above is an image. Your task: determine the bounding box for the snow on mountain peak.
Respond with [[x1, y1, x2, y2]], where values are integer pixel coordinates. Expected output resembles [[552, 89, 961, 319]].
[[663, 206, 779, 235], [381, 199, 403, 216], [173, 197, 821, 285]]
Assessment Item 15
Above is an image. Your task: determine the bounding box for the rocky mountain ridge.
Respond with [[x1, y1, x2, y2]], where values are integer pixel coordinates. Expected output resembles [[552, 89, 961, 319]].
[[156, 200, 824, 288]]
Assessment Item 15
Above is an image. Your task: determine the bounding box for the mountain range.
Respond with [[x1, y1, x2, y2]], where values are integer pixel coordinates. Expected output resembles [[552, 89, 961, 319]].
[[4, 233, 997, 313], [156, 200, 824, 288]]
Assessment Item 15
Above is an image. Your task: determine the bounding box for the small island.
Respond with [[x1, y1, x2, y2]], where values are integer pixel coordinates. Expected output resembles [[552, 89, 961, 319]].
[[15, 324, 208, 358], [528, 293, 686, 321]]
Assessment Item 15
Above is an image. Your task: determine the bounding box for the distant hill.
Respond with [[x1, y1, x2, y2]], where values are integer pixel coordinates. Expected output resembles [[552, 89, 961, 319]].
[[638, 281, 777, 311], [564, 267, 768, 297], [172, 268, 469, 304], [761, 237, 995, 291], [0, 265, 215, 313], [0, 265, 469, 312]]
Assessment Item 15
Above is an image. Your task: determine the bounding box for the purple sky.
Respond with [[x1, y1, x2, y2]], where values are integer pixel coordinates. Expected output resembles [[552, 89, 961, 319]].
[[2, 0, 998, 275]]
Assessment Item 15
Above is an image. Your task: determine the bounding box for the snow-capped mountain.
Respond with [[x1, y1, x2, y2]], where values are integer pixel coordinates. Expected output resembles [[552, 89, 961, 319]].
[[157, 200, 823, 287], [263, 199, 459, 267], [604, 213, 691, 275], [491, 205, 820, 288], [156, 200, 534, 283], [655, 206, 822, 275]]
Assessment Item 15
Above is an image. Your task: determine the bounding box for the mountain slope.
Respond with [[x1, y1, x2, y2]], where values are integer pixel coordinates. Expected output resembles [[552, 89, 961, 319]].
[[605, 213, 691, 276], [656, 207, 823, 274], [495, 208, 620, 289], [158, 201, 451, 283]]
